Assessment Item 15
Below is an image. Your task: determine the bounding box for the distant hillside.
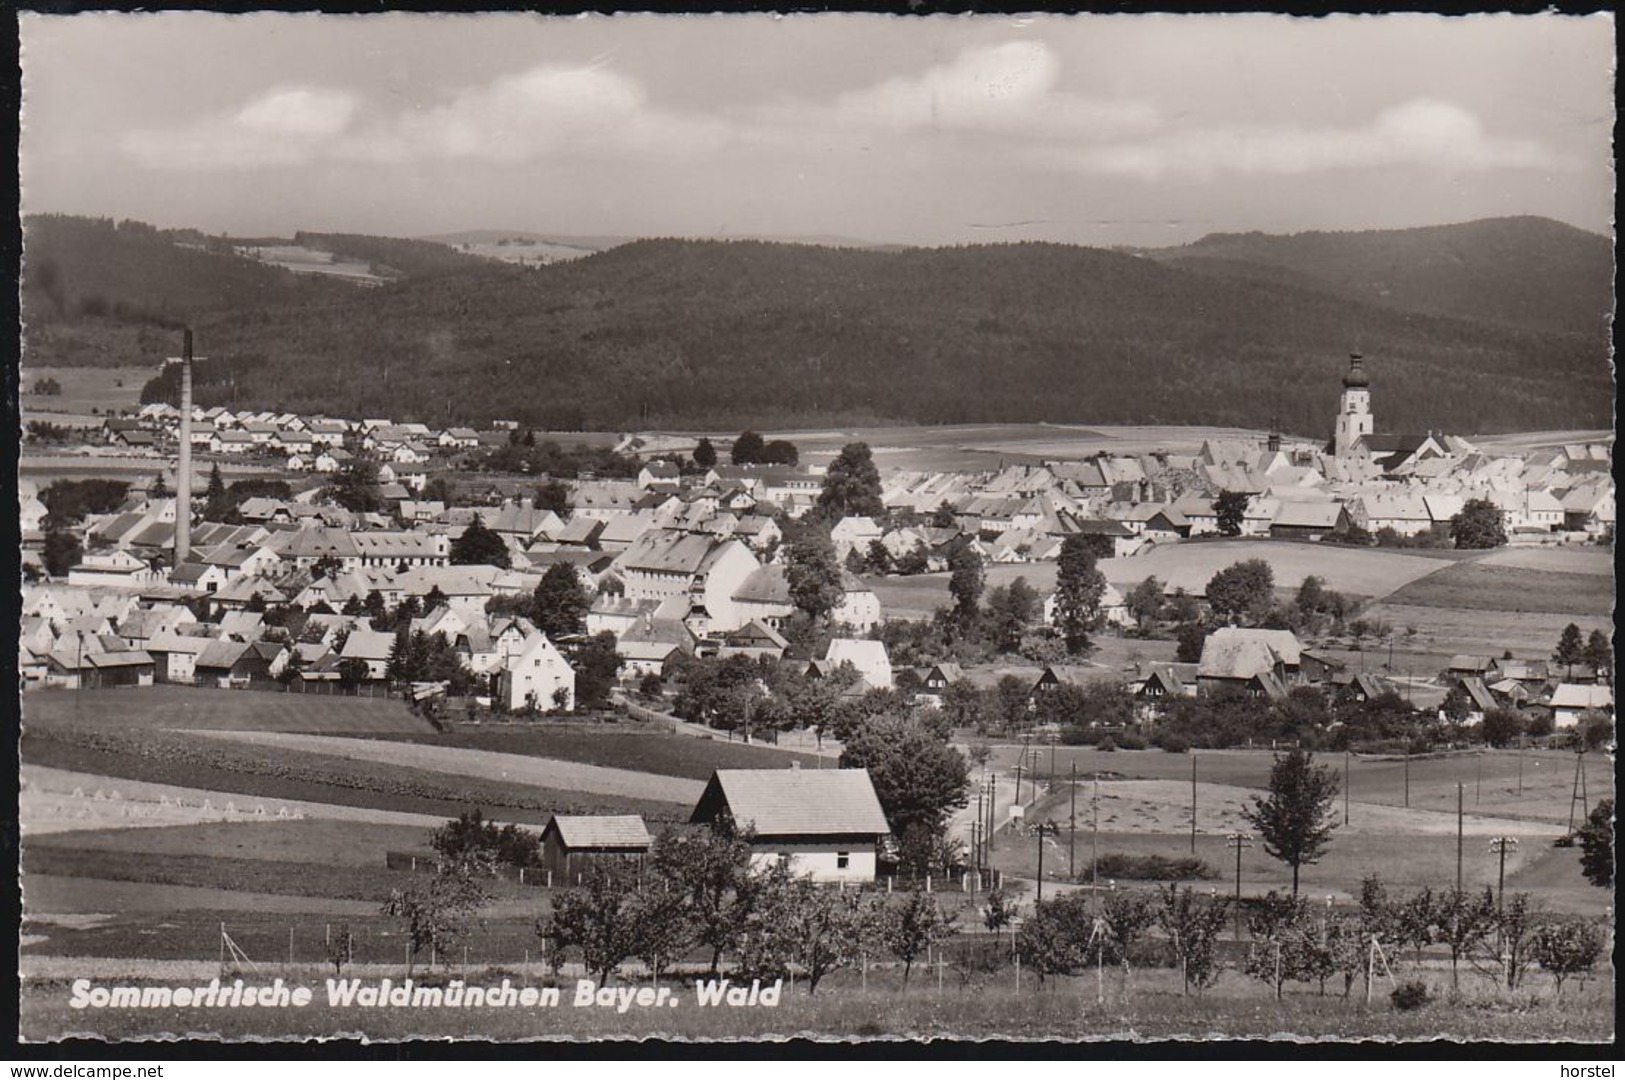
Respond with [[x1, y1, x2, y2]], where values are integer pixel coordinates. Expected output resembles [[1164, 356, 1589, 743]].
[[1147, 217, 1614, 337], [22, 216, 1612, 434]]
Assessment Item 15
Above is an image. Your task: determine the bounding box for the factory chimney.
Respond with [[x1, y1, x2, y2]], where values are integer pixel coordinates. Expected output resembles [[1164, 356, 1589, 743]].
[[175, 328, 194, 566]]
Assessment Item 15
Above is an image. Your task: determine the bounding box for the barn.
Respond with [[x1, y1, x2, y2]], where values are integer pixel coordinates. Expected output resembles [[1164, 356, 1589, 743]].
[[689, 767, 890, 884], [539, 815, 652, 885]]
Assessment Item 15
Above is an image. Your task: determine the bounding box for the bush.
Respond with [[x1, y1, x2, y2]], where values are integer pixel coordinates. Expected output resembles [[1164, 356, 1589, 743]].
[[1113, 731, 1148, 750], [1154, 731, 1190, 754], [1391, 979, 1431, 1012], [1087, 853, 1217, 881], [1097, 737, 1117, 753]]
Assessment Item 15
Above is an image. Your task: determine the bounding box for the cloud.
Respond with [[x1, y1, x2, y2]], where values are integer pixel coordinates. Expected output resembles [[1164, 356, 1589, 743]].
[[123, 86, 359, 168], [122, 64, 729, 170], [1051, 98, 1568, 180], [342, 63, 730, 164], [827, 40, 1159, 141]]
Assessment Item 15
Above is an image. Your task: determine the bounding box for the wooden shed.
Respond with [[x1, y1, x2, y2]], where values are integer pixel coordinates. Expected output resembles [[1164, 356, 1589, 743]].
[[540, 815, 652, 885]]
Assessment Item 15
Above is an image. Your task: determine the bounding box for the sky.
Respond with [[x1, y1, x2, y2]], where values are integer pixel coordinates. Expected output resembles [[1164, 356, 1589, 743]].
[[18, 11, 1616, 248]]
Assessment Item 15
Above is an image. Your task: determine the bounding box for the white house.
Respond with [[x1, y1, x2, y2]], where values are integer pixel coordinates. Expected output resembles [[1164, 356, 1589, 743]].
[[825, 638, 893, 691], [498, 632, 577, 712], [689, 768, 890, 884]]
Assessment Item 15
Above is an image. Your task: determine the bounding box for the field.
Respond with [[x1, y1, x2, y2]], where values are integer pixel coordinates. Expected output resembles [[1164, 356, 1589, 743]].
[[360, 727, 824, 779], [20, 364, 154, 426], [1383, 562, 1613, 617], [866, 539, 1459, 620], [236, 244, 390, 284], [24, 686, 436, 733]]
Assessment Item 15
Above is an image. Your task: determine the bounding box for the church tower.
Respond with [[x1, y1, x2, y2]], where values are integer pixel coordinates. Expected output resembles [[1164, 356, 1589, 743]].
[[1333, 352, 1373, 457]]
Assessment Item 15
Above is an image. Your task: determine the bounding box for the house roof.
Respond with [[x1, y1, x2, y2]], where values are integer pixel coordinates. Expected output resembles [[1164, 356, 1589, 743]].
[[341, 629, 397, 662], [544, 815, 652, 850], [195, 639, 252, 671], [690, 768, 890, 837], [1198, 628, 1304, 680], [1548, 684, 1613, 710]]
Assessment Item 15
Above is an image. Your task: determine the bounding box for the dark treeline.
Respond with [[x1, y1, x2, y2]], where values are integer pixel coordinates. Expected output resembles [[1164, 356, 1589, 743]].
[[23, 216, 1613, 433]]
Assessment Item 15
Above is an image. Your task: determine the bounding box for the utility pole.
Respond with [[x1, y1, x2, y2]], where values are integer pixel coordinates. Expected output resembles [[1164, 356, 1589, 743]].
[[975, 782, 985, 870], [987, 773, 996, 853], [1517, 733, 1525, 797], [1489, 837, 1518, 912], [1567, 746, 1588, 834], [1035, 822, 1058, 903], [1015, 758, 1024, 807], [1462, 779, 1475, 889], [1069, 761, 1077, 880], [1189, 752, 1199, 854], [1344, 750, 1350, 825], [1091, 774, 1101, 914], [1226, 832, 1253, 942]]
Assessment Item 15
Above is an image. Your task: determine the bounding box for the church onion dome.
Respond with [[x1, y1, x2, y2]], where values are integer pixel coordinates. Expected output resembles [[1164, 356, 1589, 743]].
[[1342, 352, 1370, 389]]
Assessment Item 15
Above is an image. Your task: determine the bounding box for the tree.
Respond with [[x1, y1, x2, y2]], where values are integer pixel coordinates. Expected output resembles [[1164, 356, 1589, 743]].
[[650, 825, 755, 974], [839, 713, 970, 841], [982, 886, 1015, 933], [1295, 574, 1326, 620], [326, 460, 381, 514], [1243, 747, 1340, 895], [1582, 628, 1612, 677], [573, 632, 622, 710], [1554, 622, 1585, 674], [1243, 891, 1314, 1000], [532, 563, 589, 640], [1158, 884, 1229, 994], [731, 430, 765, 466], [1175, 623, 1207, 664], [381, 854, 493, 975], [1481, 707, 1523, 748], [1214, 490, 1249, 538], [1439, 685, 1473, 726], [984, 577, 1038, 653], [759, 439, 799, 466], [449, 514, 510, 568], [1207, 558, 1275, 626], [1431, 886, 1497, 989], [536, 478, 572, 516], [43, 529, 82, 578], [1449, 498, 1507, 550], [784, 532, 844, 623], [1530, 919, 1605, 1000], [1053, 533, 1107, 655], [542, 858, 645, 984], [879, 891, 955, 986], [1125, 576, 1164, 633], [337, 657, 370, 690], [816, 442, 883, 520], [947, 544, 985, 622], [1016, 892, 1094, 981], [692, 436, 718, 470], [1576, 798, 1613, 888], [930, 501, 958, 529], [1498, 892, 1538, 990], [204, 462, 228, 520]]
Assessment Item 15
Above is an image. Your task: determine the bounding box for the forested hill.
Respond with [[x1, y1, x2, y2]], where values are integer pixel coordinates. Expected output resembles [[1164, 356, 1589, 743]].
[[22, 216, 1613, 434], [1147, 216, 1614, 338]]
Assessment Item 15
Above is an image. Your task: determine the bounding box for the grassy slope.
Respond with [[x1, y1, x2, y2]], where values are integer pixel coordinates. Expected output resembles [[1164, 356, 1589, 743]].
[[358, 728, 823, 779]]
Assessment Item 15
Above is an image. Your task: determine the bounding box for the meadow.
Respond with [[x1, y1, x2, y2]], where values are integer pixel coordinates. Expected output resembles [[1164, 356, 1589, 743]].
[[20, 364, 153, 424]]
